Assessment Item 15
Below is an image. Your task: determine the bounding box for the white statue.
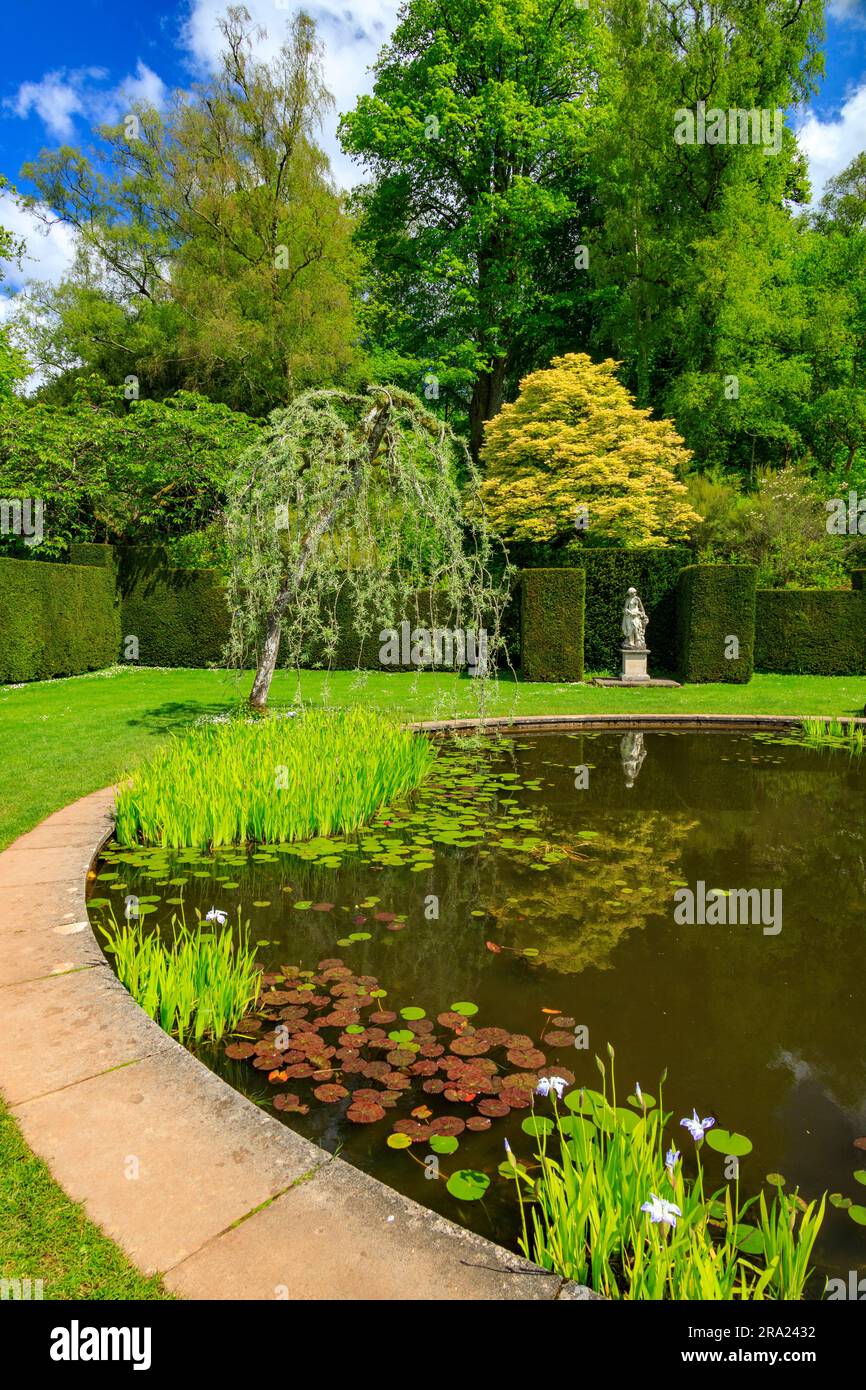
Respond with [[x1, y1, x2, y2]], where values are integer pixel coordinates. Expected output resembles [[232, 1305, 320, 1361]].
[[621, 731, 647, 788], [621, 587, 648, 648]]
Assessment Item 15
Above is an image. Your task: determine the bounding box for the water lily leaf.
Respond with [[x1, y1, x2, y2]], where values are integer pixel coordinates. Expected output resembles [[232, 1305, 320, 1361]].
[[445, 1169, 490, 1202], [734, 1224, 764, 1255], [450, 1001, 478, 1016], [430, 1134, 459, 1155], [627, 1092, 657, 1110], [348, 932, 372, 942], [765, 1173, 786, 1187], [521, 1115, 554, 1138], [848, 1205, 866, 1226], [387, 1133, 412, 1149], [387, 1029, 415, 1044], [400, 1006, 426, 1020], [830, 1194, 852, 1209], [705, 1128, 753, 1157], [853, 1170, 866, 1186]]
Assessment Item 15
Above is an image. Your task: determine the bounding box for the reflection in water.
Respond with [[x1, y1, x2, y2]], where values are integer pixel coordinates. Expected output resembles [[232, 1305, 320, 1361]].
[[89, 730, 866, 1279], [621, 730, 647, 787]]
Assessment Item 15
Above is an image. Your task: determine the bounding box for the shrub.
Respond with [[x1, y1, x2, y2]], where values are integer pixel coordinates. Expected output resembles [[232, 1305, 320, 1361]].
[[519, 569, 585, 682], [480, 353, 700, 547], [0, 557, 119, 682], [676, 564, 757, 683], [117, 547, 230, 668], [755, 589, 866, 675], [114, 708, 437, 848]]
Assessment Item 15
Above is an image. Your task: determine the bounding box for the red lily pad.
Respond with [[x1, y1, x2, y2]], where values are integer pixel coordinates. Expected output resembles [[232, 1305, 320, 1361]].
[[466, 1116, 492, 1131], [451, 1036, 490, 1056], [478, 1098, 510, 1118], [313, 1084, 349, 1103], [370, 1011, 397, 1025], [347, 1100, 386, 1124], [423, 1079, 446, 1094], [225, 1042, 256, 1060], [507, 1047, 547, 1069], [552, 1016, 575, 1029], [311, 902, 335, 911], [273, 1094, 309, 1114], [543, 1030, 574, 1048], [429, 1116, 466, 1138]]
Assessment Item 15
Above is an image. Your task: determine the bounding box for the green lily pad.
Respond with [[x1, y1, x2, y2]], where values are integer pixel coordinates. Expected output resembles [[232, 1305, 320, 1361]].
[[521, 1115, 554, 1138], [399, 1007, 426, 1020], [450, 1001, 478, 1017], [848, 1205, 866, 1226], [430, 1135, 459, 1155], [854, 1171, 866, 1186], [387, 1133, 412, 1150], [705, 1128, 753, 1157], [445, 1169, 490, 1202]]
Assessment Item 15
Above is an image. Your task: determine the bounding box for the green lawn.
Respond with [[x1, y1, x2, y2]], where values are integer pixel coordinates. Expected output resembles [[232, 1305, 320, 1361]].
[[1, 661, 864, 1300], [2, 664, 865, 852]]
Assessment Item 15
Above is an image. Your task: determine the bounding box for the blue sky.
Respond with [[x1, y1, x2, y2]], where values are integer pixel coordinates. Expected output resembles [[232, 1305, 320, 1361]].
[[0, 0, 863, 300]]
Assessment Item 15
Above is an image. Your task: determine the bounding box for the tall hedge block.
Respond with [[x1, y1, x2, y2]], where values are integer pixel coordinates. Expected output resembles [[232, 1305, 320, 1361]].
[[117, 548, 230, 668], [564, 547, 690, 673], [520, 569, 585, 682], [676, 565, 757, 683], [755, 589, 866, 675], [0, 558, 120, 682]]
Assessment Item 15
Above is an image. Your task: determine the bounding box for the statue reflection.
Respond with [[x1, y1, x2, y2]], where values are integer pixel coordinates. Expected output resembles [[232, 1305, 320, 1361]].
[[621, 730, 647, 788]]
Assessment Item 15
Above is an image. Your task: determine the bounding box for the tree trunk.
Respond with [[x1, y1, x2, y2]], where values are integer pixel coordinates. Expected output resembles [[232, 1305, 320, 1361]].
[[247, 394, 392, 710], [469, 357, 507, 463]]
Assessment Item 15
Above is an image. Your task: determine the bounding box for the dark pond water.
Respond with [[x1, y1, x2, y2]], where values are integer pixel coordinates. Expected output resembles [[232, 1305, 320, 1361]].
[[88, 730, 866, 1284]]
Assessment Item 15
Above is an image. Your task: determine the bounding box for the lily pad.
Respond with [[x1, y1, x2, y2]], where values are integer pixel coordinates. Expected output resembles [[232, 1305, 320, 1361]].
[[445, 1169, 490, 1202], [705, 1128, 753, 1157], [450, 1001, 479, 1017], [429, 1134, 459, 1155]]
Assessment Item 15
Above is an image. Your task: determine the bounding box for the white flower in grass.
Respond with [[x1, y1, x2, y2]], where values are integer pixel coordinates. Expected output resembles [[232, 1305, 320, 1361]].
[[641, 1193, 682, 1228], [206, 908, 228, 925], [665, 1147, 682, 1177]]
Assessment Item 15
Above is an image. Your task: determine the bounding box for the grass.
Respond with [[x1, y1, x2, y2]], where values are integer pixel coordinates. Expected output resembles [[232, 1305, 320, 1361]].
[[509, 1056, 826, 1300], [2, 663, 865, 852], [99, 913, 261, 1045], [0, 1101, 168, 1300], [114, 707, 437, 848], [800, 714, 866, 755]]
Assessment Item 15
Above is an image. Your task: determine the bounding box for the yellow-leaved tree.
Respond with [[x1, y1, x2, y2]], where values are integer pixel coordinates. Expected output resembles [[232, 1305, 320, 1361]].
[[479, 353, 701, 546]]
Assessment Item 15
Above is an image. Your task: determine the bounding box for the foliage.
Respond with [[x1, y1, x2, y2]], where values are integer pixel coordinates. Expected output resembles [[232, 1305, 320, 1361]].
[[113, 708, 437, 849], [0, 557, 119, 683], [0, 378, 260, 558], [224, 383, 509, 708], [508, 1054, 826, 1299], [98, 910, 260, 1044], [18, 8, 362, 414], [799, 716, 866, 756], [755, 589, 866, 676], [339, 0, 598, 456], [520, 569, 585, 682], [677, 565, 757, 683], [480, 354, 700, 548], [116, 547, 231, 669]]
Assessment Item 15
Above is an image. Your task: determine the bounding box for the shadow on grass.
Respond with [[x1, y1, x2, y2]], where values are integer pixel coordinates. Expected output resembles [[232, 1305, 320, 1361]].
[[125, 700, 233, 736]]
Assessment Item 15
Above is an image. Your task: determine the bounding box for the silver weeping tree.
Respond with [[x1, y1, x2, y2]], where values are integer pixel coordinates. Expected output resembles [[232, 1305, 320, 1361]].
[[224, 385, 509, 710]]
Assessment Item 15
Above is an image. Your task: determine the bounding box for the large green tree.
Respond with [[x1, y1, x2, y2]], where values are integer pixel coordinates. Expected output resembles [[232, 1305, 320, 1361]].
[[17, 7, 362, 415], [339, 0, 598, 459]]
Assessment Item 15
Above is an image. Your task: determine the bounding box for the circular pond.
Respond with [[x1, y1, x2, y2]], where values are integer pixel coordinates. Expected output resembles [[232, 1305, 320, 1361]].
[[88, 728, 866, 1283]]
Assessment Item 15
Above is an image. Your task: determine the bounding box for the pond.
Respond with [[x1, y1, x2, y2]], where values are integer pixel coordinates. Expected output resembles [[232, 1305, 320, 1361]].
[[87, 728, 866, 1283]]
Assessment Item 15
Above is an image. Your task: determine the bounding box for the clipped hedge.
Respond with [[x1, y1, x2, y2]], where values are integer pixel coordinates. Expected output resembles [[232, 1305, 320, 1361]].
[[0, 557, 120, 683], [520, 568, 585, 682], [117, 547, 230, 668], [561, 547, 690, 673], [676, 565, 757, 683], [755, 589, 866, 675]]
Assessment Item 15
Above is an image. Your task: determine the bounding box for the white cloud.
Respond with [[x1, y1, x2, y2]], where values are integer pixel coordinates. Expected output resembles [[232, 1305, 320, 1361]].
[[180, 0, 400, 188], [6, 61, 168, 143], [0, 190, 77, 291], [828, 0, 866, 25], [10, 68, 105, 140], [797, 81, 866, 202]]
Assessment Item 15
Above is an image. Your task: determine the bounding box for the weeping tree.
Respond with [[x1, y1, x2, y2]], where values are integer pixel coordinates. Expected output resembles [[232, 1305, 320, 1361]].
[[224, 385, 509, 710]]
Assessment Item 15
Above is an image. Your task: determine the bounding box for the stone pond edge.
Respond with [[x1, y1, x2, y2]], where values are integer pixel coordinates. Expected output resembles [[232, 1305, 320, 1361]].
[[0, 713, 855, 1300]]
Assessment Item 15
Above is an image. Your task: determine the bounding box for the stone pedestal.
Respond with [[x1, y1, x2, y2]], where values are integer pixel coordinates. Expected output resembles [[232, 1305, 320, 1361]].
[[620, 645, 650, 682]]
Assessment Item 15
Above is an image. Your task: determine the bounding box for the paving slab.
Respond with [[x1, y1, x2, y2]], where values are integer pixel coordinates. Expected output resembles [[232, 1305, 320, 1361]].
[[12, 1044, 328, 1274], [165, 1155, 562, 1301]]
